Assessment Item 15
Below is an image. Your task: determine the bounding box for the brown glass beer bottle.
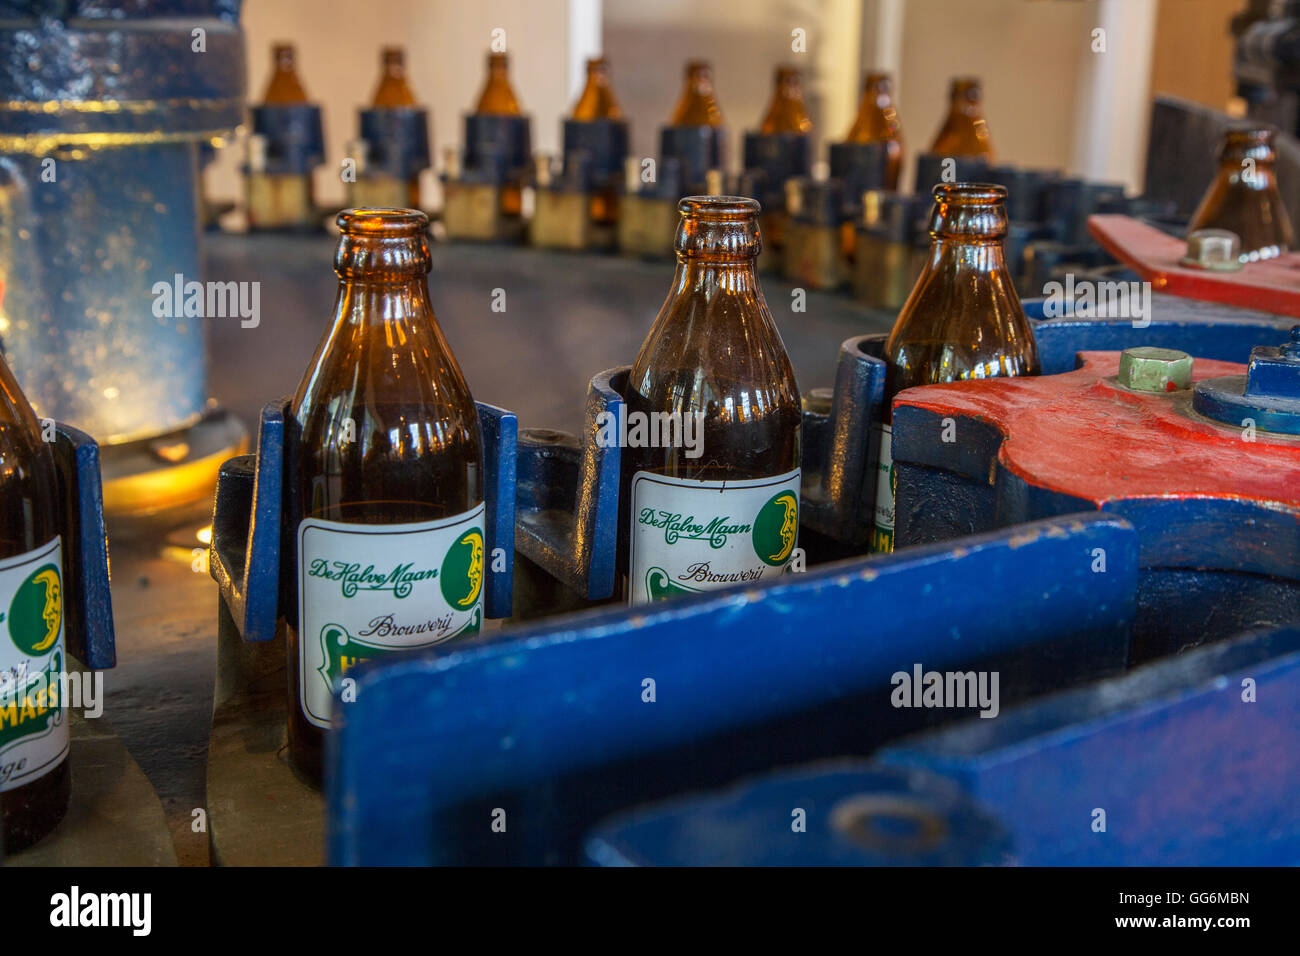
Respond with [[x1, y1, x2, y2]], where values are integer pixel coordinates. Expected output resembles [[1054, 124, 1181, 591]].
[[623, 197, 802, 603], [475, 51, 521, 116], [929, 78, 994, 159], [0, 352, 68, 853], [285, 209, 484, 781], [760, 66, 813, 135], [473, 52, 524, 217], [370, 46, 417, 108], [262, 43, 310, 105], [1188, 126, 1294, 262], [872, 183, 1038, 552], [845, 71, 903, 190], [572, 57, 623, 122], [670, 61, 724, 127], [873, 184, 1034, 554]]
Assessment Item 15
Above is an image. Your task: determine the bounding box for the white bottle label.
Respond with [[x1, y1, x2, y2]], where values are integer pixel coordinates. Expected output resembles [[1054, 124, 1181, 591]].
[[871, 423, 895, 553], [629, 469, 801, 605], [297, 506, 485, 728], [0, 537, 68, 794]]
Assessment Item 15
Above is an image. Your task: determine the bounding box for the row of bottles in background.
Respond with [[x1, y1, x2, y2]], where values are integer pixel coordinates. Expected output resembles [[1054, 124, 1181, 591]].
[[253, 41, 997, 181]]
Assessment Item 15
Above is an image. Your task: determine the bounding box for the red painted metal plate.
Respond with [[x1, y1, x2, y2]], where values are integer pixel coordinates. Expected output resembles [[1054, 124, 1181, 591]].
[[896, 351, 1300, 507], [1088, 214, 1300, 318]]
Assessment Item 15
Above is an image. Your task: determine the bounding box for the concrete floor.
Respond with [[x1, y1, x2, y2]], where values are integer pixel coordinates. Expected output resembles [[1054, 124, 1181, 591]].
[[101, 233, 894, 865]]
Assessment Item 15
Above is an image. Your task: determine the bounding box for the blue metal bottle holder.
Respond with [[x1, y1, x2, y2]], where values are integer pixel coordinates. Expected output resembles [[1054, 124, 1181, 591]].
[[51, 423, 116, 671], [209, 398, 517, 643]]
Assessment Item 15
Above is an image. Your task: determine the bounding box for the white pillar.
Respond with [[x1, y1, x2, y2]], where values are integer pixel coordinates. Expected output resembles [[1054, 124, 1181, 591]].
[[860, 0, 905, 75], [567, 0, 603, 106], [1071, 0, 1158, 191]]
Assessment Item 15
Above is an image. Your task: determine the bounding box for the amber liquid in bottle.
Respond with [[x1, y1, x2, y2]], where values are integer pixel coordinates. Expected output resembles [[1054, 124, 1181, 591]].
[[846, 71, 903, 190], [759, 66, 813, 135], [263, 42, 310, 105], [872, 183, 1038, 552], [1188, 126, 1294, 262], [285, 210, 483, 783], [670, 61, 724, 127], [0, 353, 69, 854], [929, 77, 993, 159], [571, 57, 624, 226], [622, 197, 802, 604], [473, 52, 524, 217]]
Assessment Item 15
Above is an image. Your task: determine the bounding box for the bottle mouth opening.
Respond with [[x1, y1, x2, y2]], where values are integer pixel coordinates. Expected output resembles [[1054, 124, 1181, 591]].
[[678, 195, 761, 219], [337, 207, 429, 237], [931, 182, 1006, 204]]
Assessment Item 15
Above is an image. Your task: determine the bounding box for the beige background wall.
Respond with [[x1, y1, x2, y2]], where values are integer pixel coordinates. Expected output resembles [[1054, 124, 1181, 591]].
[[208, 0, 1244, 205]]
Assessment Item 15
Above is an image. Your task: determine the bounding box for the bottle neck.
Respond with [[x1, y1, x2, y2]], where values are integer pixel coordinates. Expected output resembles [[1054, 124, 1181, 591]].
[[669, 256, 761, 297], [334, 276, 432, 327], [922, 235, 1010, 277]]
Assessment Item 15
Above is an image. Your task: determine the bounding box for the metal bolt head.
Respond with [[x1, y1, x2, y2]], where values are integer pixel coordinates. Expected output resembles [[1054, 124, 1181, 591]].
[[1179, 229, 1243, 271], [1118, 347, 1194, 393]]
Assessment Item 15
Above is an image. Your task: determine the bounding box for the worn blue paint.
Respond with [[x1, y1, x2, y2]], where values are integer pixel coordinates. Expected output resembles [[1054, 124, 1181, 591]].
[[210, 398, 516, 641], [514, 367, 623, 600], [878, 625, 1300, 865], [326, 512, 1138, 865], [586, 625, 1300, 866], [584, 763, 1013, 866], [0, 3, 243, 438], [1025, 292, 1296, 373], [52, 423, 115, 672], [1193, 326, 1300, 434]]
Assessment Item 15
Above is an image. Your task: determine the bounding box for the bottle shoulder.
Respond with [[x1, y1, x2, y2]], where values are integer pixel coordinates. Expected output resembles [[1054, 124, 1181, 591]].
[[629, 296, 800, 411]]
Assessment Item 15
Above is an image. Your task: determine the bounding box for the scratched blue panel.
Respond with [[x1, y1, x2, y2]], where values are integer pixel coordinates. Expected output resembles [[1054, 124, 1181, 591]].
[[52, 423, 115, 671], [1023, 293, 1295, 373], [584, 626, 1300, 866], [584, 763, 1013, 866], [877, 626, 1300, 865], [211, 398, 517, 641], [326, 512, 1138, 865]]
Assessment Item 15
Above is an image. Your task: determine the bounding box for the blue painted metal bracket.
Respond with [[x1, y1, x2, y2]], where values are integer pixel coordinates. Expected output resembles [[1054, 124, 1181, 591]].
[[514, 367, 623, 601], [52, 423, 115, 671], [1025, 291, 1296, 373], [584, 625, 1300, 865], [210, 399, 285, 644], [326, 512, 1138, 865], [585, 762, 1013, 866], [876, 624, 1300, 865], [210, 398, 516, 641], [799, 335, 887, 547]]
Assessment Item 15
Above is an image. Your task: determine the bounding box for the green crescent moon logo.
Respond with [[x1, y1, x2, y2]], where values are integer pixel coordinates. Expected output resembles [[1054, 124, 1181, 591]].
[[440, 528, 484, 609], [8, 563, 62, 656], [752, 491, 798, 567]]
